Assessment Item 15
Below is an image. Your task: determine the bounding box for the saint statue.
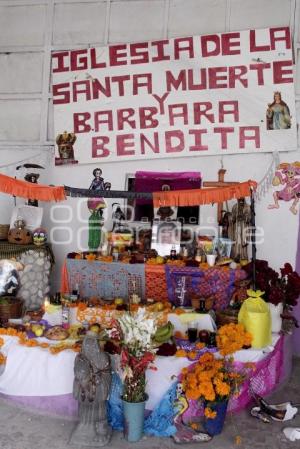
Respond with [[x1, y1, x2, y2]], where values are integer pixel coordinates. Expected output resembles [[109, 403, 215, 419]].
[[70, 336, 112, 447], [228, 198, 251, 261]]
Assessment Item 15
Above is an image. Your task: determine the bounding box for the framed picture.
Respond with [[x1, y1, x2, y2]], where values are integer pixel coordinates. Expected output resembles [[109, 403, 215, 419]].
[[151, 221, 181, 256]]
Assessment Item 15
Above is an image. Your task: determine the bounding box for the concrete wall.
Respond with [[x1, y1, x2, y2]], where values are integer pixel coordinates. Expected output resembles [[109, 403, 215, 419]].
[[0, 0, 299, 294]]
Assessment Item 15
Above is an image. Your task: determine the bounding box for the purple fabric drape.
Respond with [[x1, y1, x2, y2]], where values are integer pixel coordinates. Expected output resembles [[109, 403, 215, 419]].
[[134, 171, 201, 205], [292, 212, 300, 355]]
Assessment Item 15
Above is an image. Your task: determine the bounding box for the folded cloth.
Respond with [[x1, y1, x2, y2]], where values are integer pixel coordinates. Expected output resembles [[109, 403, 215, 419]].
[[283, 427, 300, 441]]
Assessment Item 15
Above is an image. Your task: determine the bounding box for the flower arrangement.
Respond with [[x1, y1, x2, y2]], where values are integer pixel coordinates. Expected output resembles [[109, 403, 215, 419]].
[[109, 308, 157, 403], [180, 323, 253, 420], [244, 260, 300, 307]]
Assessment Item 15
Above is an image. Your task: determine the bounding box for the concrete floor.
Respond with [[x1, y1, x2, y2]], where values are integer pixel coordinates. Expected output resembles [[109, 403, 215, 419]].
[[0, 359, 299, 449]]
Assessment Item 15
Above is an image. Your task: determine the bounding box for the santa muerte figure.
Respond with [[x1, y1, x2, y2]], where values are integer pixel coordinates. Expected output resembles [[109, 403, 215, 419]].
[[55, 131, 78, 165], [87, 168, 110, 251], [228, 197, 251, 261]]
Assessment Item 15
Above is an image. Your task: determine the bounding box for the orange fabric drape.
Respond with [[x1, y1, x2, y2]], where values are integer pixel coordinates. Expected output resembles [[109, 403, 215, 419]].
[[153, 180, 257, 208], [0, 173, 66, 202]]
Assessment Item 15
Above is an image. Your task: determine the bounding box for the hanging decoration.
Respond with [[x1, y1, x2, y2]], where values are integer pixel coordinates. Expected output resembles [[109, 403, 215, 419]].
[[268, 162, 300, 215], [255, 152, 280, 201], [55, 131, 78, 166], [0, 173, 66, 202], [0, 173, 256, 205]]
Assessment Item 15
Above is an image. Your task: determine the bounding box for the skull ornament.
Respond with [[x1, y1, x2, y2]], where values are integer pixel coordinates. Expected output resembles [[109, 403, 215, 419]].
[[32, 228, 47, 246]]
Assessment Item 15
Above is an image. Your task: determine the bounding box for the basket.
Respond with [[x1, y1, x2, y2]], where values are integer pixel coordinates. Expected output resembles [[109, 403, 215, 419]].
[[0, 224, 9, 240], [215, 308, 238, 326], [0, 297, 23, 322]]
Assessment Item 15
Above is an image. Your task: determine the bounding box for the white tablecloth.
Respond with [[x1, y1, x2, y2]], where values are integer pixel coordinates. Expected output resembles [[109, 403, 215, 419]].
[[0, 333, 280, 410]]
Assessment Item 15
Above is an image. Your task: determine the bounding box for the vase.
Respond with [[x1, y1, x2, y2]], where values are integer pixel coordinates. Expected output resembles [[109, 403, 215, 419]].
[[203, 400, 228, 436], [122, 396, 147, 442], [206, 254, 217, 267], [269, 302, 283, 333]]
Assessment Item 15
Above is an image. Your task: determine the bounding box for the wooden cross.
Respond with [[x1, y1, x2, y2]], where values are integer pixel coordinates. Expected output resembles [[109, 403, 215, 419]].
[[203, 169, 239, 224]]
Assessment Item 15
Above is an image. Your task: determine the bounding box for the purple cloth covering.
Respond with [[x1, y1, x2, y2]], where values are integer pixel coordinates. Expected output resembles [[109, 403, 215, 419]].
[[0, 393, 78, 418], [134, 171, 201, 205], [292, 212, 300, 355]]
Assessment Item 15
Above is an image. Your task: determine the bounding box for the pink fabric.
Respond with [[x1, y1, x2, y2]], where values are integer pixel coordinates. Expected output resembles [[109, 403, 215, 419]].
[[182, 335, 284, 420], [228, 335, 283, 412], [134, 171, 201, 205]]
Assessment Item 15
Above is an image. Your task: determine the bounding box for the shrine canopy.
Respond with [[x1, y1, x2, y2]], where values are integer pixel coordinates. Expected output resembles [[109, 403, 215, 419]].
[[152, 180, 257, 208]]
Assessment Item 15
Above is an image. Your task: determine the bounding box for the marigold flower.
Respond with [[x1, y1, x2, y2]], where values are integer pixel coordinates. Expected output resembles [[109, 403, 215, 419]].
[[204, 407, 217, 419]]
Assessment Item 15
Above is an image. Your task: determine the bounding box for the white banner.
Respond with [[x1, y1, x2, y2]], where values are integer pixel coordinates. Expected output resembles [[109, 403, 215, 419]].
[[52, 27, 297, 165]]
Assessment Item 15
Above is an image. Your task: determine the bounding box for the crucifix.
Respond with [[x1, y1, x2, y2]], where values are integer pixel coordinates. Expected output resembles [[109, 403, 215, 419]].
[[203, 168, 239, 224]]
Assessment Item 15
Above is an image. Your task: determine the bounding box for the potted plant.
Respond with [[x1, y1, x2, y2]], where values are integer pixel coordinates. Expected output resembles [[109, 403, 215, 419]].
[[109, 308, 157, 442]]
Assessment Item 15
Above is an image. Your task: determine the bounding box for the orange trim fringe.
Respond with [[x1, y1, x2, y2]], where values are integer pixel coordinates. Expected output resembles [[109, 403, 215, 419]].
[[0, 173, 66, 202], [153, 180, 257, 207]]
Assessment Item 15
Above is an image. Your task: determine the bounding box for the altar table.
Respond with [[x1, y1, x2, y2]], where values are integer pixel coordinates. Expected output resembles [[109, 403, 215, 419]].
[[0, 332, 291, 420]]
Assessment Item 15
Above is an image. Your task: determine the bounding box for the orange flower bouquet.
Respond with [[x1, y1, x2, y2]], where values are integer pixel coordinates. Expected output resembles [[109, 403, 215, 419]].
[[180, 323, 253, 435]]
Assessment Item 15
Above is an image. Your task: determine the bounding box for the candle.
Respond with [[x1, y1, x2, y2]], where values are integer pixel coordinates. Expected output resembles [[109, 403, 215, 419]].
[[44, 297, 50, 312]]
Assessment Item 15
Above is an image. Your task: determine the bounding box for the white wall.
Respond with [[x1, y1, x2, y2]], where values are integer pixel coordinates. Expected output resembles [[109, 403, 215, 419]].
[[0, 0, 299, 293]]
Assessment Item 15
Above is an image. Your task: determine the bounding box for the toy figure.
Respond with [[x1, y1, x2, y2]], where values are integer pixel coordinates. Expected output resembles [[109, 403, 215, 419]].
[[268, 162, 300, 215], [24, 173, 40, 206], [266, 92, 291, 130], [87, 169, 111, 251], [70, 336, 112, 447]]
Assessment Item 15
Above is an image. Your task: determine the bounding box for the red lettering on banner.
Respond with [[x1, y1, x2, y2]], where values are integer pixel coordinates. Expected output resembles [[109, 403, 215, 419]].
[[214, 127, 234, 149], [130, 43, 149, 64], [165, 130, 184, 152], [174, 37, 194, 60], [90, 48, 106, 69], [152, 93, 169, 114], [208, 67, 227, 88], [117, 109, 136, 130], [111, 75, 130, 96], [219, 101, 239, 122], [249, 30, 270, 52], [222, 32, 241, 55], [139, 107, 159, 128], [249, 63, 271, 85], [239, 127, 260, 148], [109, 45, 127, 66], [270, 27, 291, 50], [194, 103, 214, 124], [140, 133, 160, 154], [228, 66, 248, 88], [70, 50, 88, 71], [73, 81, 91, 102], [95, 111, 113, 132], [92, 136, 110, 158], [169, 104, 188, 126], [189, 130, 208, 151], [273, 60, 293, 84], [92, 78, 111, 99], [188, 69, 207, 90], [152, 40, 171, 62], [73, 112, 91, 133], [133, 74, 152, 95], [52, 83, 70, 104], [201, 35, 220, 57], [52, 52, 69, 73], [166, 70, 187, 91], [117, 134, 135, 156]]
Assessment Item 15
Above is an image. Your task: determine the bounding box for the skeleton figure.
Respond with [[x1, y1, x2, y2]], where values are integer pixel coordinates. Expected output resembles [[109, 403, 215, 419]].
[[70, 336, 112, 447]]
